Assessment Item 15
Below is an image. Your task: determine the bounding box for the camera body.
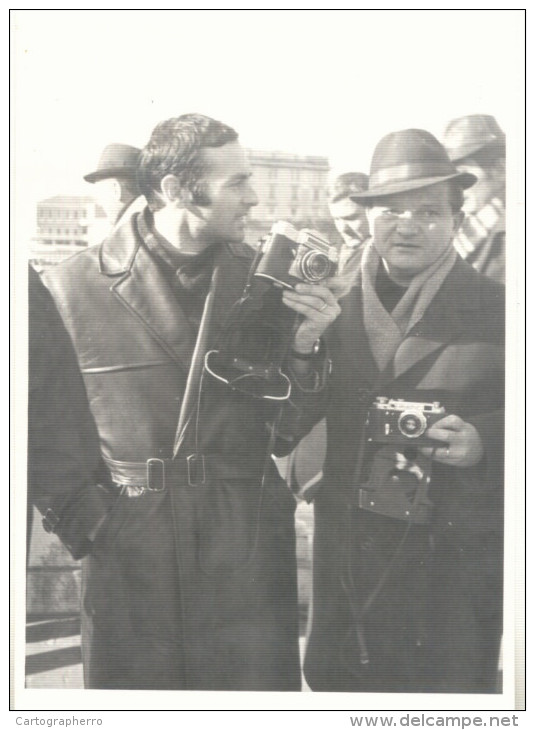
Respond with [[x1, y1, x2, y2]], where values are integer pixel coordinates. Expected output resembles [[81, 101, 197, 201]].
[[367, 397, 446, 447], [254, 221, 338, 290]]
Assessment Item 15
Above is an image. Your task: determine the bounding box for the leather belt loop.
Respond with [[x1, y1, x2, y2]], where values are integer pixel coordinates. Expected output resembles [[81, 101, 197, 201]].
[[146, 458, 167, 492], [186, 454, 206, 487], [104, 455, 262, 495]]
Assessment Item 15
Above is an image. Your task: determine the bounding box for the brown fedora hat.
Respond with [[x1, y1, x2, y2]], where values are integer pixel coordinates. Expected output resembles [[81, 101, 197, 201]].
[[349, 129, 476, 202], [84, 143, 141, 183], [443, 114, 505, 162]]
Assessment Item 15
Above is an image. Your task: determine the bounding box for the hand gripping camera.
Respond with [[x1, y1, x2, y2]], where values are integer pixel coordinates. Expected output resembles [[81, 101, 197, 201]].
[[204, 222, 336, 401], [357, 398, 448, 525], [254, 221, 339, 289]]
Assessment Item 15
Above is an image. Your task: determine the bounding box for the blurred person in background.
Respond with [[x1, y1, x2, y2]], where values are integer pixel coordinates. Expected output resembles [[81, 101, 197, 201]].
[[443, 114, 505, 284], [84, 143, 144, 229], [328, 172, 370, 273]]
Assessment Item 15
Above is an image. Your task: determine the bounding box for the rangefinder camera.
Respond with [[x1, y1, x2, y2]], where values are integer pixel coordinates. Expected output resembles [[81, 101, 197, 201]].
[[366, 397, 447, 446], [254, 221, 338, 290]]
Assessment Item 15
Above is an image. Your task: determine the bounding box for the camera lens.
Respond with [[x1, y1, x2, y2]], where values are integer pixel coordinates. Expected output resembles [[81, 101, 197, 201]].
[[398, 410, 427, 438], [300, 251, 332, 282]]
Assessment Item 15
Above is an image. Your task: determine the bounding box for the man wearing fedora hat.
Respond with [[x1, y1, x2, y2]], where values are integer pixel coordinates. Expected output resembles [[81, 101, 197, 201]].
[[328, 172, 371, 273], [304, 129, 504, 693], [443, 114, 506, 284], [84, 143, 144, 228]]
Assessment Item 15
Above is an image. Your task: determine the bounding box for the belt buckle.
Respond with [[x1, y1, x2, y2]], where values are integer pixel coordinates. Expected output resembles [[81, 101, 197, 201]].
[[146, 458, 166, 492], [187, 454, 206, 487]]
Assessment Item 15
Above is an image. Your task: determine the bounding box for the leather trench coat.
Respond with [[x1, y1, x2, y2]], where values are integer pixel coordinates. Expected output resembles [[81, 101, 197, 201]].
[[304, 257, 505, 693], [37, 211, 326, 690]]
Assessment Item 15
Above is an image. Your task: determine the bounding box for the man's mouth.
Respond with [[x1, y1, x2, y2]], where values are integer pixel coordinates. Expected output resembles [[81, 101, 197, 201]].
[[393, 241, 420, 248]]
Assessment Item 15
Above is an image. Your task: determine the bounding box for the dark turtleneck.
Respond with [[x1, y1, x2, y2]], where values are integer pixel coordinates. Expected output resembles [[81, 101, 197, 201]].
[[137, 209, 216, 330], [375, 260, 409, 313]]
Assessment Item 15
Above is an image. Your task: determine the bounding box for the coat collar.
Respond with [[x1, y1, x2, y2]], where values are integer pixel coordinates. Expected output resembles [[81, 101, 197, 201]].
[[334, 256, 482, 388], [97, 209, 251, 374], [390, 257, 481, 382]]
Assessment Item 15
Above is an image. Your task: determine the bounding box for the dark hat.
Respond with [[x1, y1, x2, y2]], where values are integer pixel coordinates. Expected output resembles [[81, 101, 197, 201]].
[[443, 114, 505, 163], [329, 172, 369, 203], [349, 129, 476, 202], [84, 143, 141, 183]]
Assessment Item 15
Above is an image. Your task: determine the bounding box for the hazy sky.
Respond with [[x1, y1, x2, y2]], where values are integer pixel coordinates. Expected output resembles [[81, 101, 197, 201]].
[[12, 9, 524, 244]]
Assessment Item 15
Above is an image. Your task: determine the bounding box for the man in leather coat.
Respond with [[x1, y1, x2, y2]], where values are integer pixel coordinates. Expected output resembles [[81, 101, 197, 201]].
[[32, 113, 340, 690]]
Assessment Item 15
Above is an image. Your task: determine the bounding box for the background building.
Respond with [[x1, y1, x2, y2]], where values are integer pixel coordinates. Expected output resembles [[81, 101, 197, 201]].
[[246, 149, 333, 246], [248, 149, 330, 223], [30, 195, 109, 269], [30, 150, 336, 268]]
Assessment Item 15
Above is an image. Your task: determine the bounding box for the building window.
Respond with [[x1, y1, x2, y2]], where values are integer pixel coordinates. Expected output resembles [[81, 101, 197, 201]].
[[269, 185, 276, 200], [268, 168, 277, 180], [292, 185, 299, 201]]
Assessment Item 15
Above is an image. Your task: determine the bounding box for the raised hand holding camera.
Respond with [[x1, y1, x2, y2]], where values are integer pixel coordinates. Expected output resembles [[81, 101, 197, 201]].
[[203, 221, 340, 398], [282, 282, 340, 356]]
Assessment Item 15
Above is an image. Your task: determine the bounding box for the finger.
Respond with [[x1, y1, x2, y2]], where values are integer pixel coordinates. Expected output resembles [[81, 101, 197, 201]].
[[294, 283, 338, 305], [424, 426, 453, 443], [283, 292, 329, 312], [282, 293, 340, 319], [420, 443, 452, 463], [282, 296, 335, 320], [430, 414, 465, 431]]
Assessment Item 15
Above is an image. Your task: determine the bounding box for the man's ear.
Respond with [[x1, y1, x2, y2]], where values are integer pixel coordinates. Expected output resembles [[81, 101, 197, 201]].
[[110, 179, 122, 203], [452, 210, 464, 233], [160, 175, 188, 206]]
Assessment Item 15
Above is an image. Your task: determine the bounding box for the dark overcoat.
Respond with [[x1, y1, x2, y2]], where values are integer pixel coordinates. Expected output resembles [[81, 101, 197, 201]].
[[304, 257, 505, 693], [36, 211, 325, 691]]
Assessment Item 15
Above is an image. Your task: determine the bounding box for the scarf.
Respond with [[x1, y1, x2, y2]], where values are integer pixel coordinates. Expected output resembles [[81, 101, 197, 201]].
[[453, 197, 504, 261], [361, 240, 457, 371]]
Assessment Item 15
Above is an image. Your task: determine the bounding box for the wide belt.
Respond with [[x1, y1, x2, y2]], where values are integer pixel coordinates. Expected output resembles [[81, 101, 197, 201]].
[[103, 454, 261, 492]]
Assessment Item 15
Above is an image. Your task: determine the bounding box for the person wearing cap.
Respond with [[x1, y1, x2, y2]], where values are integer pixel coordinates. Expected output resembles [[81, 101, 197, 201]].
[[84, 143, 144, 227], [304, 129, 504, 693], [328, 172, 370, 273], [34, 114, 339, 690], [443, 114, 506, 284]]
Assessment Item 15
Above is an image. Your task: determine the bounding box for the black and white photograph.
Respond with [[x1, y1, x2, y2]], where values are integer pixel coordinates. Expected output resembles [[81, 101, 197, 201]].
[[11, 8, 525, 718]]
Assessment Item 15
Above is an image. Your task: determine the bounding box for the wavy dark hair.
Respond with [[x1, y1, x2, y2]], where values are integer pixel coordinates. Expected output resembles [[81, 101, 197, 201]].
[[137, 114, 238, 211]]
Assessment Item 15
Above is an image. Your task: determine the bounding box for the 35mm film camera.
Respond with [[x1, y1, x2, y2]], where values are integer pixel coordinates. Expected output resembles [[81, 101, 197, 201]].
[[204, 222, 336, 401], [366, 397, 446, 447], [358, 397, 448, 524], [254, 221, 339, 289]]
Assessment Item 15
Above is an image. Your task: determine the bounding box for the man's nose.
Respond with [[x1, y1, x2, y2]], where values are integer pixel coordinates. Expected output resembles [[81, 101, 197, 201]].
[[396, 211, 419, 234], [244, 183, 258, 208]]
